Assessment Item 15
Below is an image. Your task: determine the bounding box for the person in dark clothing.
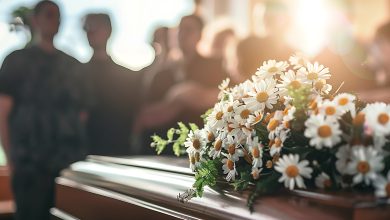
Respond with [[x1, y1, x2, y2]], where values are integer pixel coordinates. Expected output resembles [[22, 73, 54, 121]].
[[0, 1, 87, 220], [82, 13, 139, 156], [134, 15, 226, 154]]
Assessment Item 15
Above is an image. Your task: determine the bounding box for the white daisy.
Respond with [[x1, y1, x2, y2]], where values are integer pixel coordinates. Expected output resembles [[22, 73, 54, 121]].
[[218, 78, 231, 100], [346, 146, 384, 185], [333, 93, 356, 117], [336, 145, 351, 175], [299, 62, 331, 83], [374, 171, 390, 200], [282, 106, 296, 129], [222, 157, 238, 181], [184, 130, 206, 154], [315, 172, 332, 189], [223, 135, 244, 162], [304, 114, 342, 149], [209, 138, 223, 159], [202, 124, 217, 143], [312, 79, 332, 95], [363, 102, 390, 135], [269, 130, 288, 156], [233, 104, 253, 125], [207, 102, 227, 130], [188, 151, 203, 171], [277, 70, 308, 96], [248, 136, 263, 168], [267, 111, 284, 140], [289, 53, 309, 69], [242, 78, 279, 111], [318, 99, 344, 118], [231, 80, 254, 101], [274, 154, 313, 190], [256, 60, 289, 79], [247, 110, 264, 126]]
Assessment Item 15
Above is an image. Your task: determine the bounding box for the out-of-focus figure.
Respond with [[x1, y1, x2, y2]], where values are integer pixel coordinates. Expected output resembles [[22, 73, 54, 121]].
[[135, 14, 226, 154], [359, 21, 390, 103], [0, 1, 87, 219], [210, 28, 235, 59], [82, 13, 140, 156]]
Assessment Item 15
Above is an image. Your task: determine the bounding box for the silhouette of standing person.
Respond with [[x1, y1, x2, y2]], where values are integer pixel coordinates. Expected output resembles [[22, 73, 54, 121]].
[[82, 13, 140, 155], [0, 1, 87, 219]]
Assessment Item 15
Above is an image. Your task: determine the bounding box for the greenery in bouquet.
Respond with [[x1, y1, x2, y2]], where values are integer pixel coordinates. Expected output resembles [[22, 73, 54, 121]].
[[151, 53, 390, 211]]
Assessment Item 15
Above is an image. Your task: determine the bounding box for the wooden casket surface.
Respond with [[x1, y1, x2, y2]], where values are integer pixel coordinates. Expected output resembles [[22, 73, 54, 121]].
[[52, 156, 390, 220]]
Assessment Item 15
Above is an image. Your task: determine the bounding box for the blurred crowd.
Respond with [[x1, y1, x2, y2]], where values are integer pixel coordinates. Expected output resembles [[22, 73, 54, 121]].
[[1, 0, 390, 219]]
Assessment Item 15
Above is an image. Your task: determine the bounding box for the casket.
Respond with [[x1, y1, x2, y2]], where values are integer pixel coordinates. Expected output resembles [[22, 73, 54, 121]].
[[52, 156, 390, 220]]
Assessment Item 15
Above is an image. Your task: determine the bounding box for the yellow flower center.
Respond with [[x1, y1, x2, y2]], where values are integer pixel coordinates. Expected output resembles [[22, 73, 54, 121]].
[[274, 138, 282, 147], [256, 92, 269, 103], [353, 112, 365, 126], [268, 66, 279, 74], [314, 80, 325, 90], [215, 111, 224, 120], [240, 109, 251, 119], [228, 144, 236, 155], [207, 132, 215, 142], [252, 147, 260, 158], [286, 165, 299, 178], [254, 114, 263, 124], [318, 125, 332, 138], [227, 106, 234, 112], [227, 159, 234, 170], [214, 139, 222, 151], [338, 97, 349, 106], [267, 119, 279, 131], [289, 80, 301, 89], [325, 106, 336, 116], [192, 139, 201, 150], [308, 72, 319, 80], [386, 183, 390, 197], [283, 107, 290, 116], [378, 113, 389, 125], [357, 161, 370, 174]]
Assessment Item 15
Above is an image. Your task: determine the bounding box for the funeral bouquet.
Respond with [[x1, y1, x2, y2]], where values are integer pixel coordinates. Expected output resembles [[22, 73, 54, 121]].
[[151, 54, 390, 210]]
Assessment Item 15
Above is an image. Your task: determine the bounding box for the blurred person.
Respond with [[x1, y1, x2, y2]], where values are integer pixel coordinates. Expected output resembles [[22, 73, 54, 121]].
[[134, 15, 225, 153], [234, 35, 268, 83], [141, 26, 172, 96], [358, 21, 390, 103], [210, 28, 235, 59], [82, 13, 140, 155], [0, 1, 87, 219]]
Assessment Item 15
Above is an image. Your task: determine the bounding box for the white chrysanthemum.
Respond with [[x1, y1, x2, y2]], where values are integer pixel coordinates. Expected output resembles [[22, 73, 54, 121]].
[[233, 105, 253, 125], [336, 145, 351, 174], [333, 93, 356, 117], [363, 102, 390, 135], [315, 172, 332, 189], [184, 130, 207, 154], [267, 111, 284, 140], [274, 154, 313, 190], [318, 99, 344, 118], [242, 78, 279, 111], [248, 136, 263, 168], [218, 78, 231, 99], [209, 138, 223, 159], [188, 151, 203, 171], [223, 135, 244, 162], [231, 80, 254, 100], [270, 130, 288, 156], [247, 110, 264, 126], [222, 157, 238, 181], [224, 100, 240, 119], [207, 102, 227, 130], [289, 53, 309, 69], [202, 124, 217, 143], [299, 62, 330, 83], [277, 70, 308, 96], [304, 114, 342, 149], [282, 106, 296, 129], [256, 60, 289, 79], [227, 121, 251, 143], [312, 79, 332, 95], [346, 146, 384, 185], [374, 171, 390, 200]]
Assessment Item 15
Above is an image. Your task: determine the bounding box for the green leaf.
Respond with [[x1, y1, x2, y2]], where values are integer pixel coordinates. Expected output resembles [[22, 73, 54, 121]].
[[189, 123, 199, 132], [151, 135, 168, 155], [193, 160, 219, 197], [167, 128, 175, 142]]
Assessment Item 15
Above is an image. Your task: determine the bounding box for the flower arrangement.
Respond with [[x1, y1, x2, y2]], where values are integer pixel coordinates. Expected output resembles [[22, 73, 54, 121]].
[[151, 54, 390, 211]]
